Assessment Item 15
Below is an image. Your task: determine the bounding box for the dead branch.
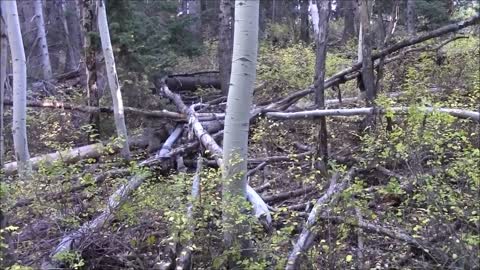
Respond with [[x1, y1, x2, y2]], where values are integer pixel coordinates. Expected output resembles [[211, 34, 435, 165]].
[[176, 156, 203, 269], [268, 14, 480, 110], [266, 107, 479, 122], [44, 127, 185, 268], [3, 99, 187, 120], [2, 136, 148, 177], [286, 168, 357, 269], [263, 186, 315, 204], [158, 82, 272, 227], [155, 125, 184, 159]]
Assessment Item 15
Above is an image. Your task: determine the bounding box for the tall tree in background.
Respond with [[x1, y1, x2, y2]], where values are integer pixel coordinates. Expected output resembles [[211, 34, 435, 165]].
[[222, 0, 259, 257], [314, 0, 331, 175], [60, 0, 80, 72], [97, 0, 130, 159], [358, 0, 376, 105], [1, 0, 31, 177], [341, 0, 356, 42], [218, 0, 233, 94], [83, 0, 100, 138], [0, 12, 7, 168], [406, 0, 416, 35], [309, 0, 319, 40], [299, 0, 309, 43], [33, 0, 53, 81]]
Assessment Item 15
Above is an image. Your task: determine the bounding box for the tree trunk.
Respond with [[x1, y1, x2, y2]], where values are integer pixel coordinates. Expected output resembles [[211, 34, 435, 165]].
[[188, 0, 202, 40], [314, 0, 331, 175], [0, 13, 7, 168], [33, 0, 53, 81], [218, 0, 233, 94], [309, 0, 319, 40], [359, 0, 376, 105], [341, 0, 355, 42], [97, 0, 130, 159], [60, 0, 79, 72], [222, 0, 259, 258], [1, 0, 32, 178], [406, 0, 415, 35], [299, 0, 309, 43], [83, 0, 100, 137]]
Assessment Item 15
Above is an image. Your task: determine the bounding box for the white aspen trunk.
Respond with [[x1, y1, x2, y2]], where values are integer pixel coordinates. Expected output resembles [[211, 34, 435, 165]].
[[308, 0, 319, 39], [33, 0, 53, 80], [97, 0, 130, 159], [0, 13, 7, 167], [1, 0, 32, 177], [357, 23, 363, 62], [222, 0, 259, 253]]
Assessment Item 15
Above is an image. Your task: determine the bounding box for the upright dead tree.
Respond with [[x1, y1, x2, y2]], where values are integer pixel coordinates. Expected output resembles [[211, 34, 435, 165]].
[[1, 0, 31, 177], [97, 0, 130, 159], [406, 0, 416, 35], [83, 0, 100, 136], [358, 0, 376, 105], [341, 0, 356, 42], [33, 0, 53, 81], [218, 0, 233, 94], [0, 11, 7, 167], [309, 0, 319, 39], [314, 0, 331, 175], [299, 0, 309, 43], [222, 0, 259, 258]]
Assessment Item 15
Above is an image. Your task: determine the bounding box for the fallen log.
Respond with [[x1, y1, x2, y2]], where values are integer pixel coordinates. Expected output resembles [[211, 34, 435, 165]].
[[3, 99, 186, 120], [157, 82, 272, 227], [266, 107, 480, 122], [44, 125, 185, 268], [165, 72, 220, 91], [263, 186, 315, 204], [2, 136, 148, 177], [286, 168, 357, 269], [155, 125, 184, 158], [176, 156, 203, 269], [268, 14, 480, 110]]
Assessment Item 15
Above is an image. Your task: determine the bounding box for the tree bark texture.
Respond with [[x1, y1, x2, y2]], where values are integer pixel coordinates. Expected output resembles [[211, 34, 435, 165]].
[[0, 13, 7, 168], [222, 0, 260, 252], [218, 0, 234, 94], [406, 0, 416, 35], [97, 0, 130, 159], [266, 107, 480, 122], [60, 0, 80, 72], [2, 0, 32, 178], [308, 0, 319, 40], [314, 0, 331, 174], [341, 0, 355, 42], [33, 0, 53, 81], [83, 0, 100, 135], [299, 0, 309, 43], [359, 0, 376, 104]]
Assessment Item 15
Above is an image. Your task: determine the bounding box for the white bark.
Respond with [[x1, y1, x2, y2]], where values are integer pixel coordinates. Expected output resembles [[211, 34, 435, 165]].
[[45, 128, 185, 268], [0, 13, 7, 167], [266, 107, 480, 122], [286, 168, 357, 269], [2, 0, 31, 178], [33, 0, 53, 80], [222, 0, 260, 248], [155, 125, 183, 158], [308, 0, 319, 39], [3, 136, 148, 177], [97, 0, 130, 159], [159, 85, 272, 226]]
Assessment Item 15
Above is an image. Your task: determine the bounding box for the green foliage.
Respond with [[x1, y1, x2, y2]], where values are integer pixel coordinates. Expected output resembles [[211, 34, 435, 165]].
[[53, 250, 85, 270], [106, 0, 202, 75]]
